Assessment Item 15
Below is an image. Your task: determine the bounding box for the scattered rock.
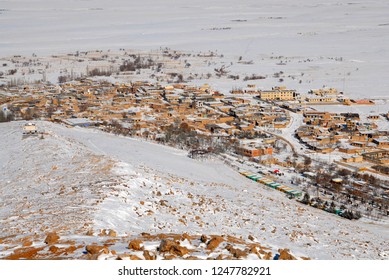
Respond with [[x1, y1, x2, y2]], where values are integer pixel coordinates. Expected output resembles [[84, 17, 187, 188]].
[[143, 250, 156, 260], [157, 233, 168, 239], [263, 252, 273, 260], [49, 246, 59, 253], [22, 241, 33, 247], [159, 200, 168, 206], [181, 233, 191, 241], [207, 236, 224, 251], [248, 245, 259, 255], [159, 239, 189, 257], [278, 249, 296, 260], [44, 232, 60, 245], [200, 234, 207, 243], [128, 239, 143, 251], [185, 256, 200, 260], [170, 245, 189, 257], [159, 239, 176, 253], [5, 247, 44, 260], [108, 229, 117, 237], [86, 229, 94, 236], [85, 245, 108, 255], [225, 244, 247, 259]]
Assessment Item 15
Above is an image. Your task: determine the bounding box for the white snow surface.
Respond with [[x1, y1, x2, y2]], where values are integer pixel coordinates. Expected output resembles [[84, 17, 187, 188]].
[[1, 121, 388, 259], [1, 0, 389, 98]]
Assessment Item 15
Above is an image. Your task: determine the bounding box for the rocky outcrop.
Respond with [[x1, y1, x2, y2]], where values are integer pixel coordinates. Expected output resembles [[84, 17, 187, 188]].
[[0, 232, 305, 260], [278, 249, 297, 260], [128, 239, 143, 251], [44, 232, 60, 245], [207, 236, 224, 251]]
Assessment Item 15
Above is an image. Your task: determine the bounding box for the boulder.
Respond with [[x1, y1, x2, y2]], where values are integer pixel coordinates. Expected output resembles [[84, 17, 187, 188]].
[[159, 239, 175, 253], [49, 246, 59, 253], [170, 245, 189, 257], [207, 236, 224, 251], [85, 245, 108, 255], [225, 244, 247, 259], [44, 232, 60, 245], [278, 249, 296, 260], [128, 239, 143, 251], [143, 250, 156, 260]]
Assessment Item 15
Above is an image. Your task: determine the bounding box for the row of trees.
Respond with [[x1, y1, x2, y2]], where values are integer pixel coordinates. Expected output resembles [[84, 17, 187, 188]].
[[300, 193, 362, 220], [0, 110, 13, 122]]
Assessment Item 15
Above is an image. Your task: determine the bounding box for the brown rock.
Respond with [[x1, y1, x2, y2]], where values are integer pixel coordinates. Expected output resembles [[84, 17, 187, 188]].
[[225, 244, 247, 259], [108, 229, 117, 237], [5, 247, 44, 260], [86, 229, 94, 236], [143, 250, 156, 260], [44, 232, 60, 245], [181, 233, 191, 241], [164, 255, 176, 260], [200, 234, 207, 243], [85, 245, 108, 255], [185, 256, 200, 260], [170, 245, 189, 257], [129, 255, 142, 260], [49, 246, 59, 253], [248, 245, 259, 255], [22, 241, 33, 247], [141, 232, 151, 238], [278, 249, 297, 260], [248, 235, 255, 242], [159, 239, 175, 253], [65, 246, 77, 255], [116, 254, 142, 260], [157, 233, 168, 239], [128, 239, 143, 251], [207, 236, 224, 251], [263, 252, 273, 260], [215, 254, 224, 260], [159, 200, 168, 206]]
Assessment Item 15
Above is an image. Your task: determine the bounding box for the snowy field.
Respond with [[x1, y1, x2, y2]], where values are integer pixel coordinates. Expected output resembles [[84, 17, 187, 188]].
[[1, 0, 389, 98]]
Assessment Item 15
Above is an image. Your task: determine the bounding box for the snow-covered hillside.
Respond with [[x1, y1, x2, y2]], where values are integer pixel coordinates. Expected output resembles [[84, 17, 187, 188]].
[[0, 121, 388, 259]]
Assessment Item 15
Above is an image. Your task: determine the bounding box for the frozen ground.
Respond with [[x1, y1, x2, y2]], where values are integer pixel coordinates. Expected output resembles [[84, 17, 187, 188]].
[[1, 0, 389, 98], [1, 121, 388, 259]]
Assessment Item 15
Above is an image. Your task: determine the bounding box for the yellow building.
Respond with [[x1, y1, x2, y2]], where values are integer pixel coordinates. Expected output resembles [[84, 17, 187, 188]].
[[259, 86, 297, 100]]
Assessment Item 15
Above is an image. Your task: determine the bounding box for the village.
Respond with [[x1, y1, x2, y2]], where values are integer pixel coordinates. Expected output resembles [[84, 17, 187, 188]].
[[1, 74, 389, 222]]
